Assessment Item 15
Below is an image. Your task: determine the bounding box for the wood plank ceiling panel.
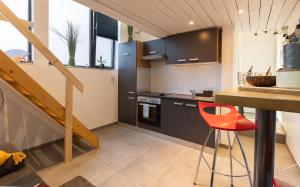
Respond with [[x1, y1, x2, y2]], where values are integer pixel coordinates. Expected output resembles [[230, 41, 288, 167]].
[[146, 0, 189, 34], [276, 0, 298, 29], [265, 0, 286, 31], [249, 0, 260, 33], [173, 0, 208, 29], [284, 0, 300, 33], [223, 0, 242, 30], [160, 0, 196, 31], [236, 0, 251, 32], [108, 0, 175, 35], [198, 0, 223, 26], [185, 0, 215, 27], [90, 0, 168, 36], [259, 0, 275, 33], [211, 0, 232, 26]]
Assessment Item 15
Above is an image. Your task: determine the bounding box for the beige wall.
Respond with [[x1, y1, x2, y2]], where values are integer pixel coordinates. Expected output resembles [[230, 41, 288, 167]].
[[17, 0, 118, 129]]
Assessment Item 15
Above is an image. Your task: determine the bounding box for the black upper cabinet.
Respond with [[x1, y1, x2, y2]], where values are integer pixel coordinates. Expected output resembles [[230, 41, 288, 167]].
[[142, 39, 166, 61], [166, 27, 222, 64]]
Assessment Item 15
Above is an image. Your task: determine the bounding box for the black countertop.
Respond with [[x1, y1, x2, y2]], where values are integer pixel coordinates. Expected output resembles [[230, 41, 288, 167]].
[[137, 92, 214, 102]]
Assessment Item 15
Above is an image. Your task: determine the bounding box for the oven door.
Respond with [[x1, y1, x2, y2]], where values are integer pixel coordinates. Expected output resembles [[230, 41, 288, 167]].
[[138, 102, 161, 127]]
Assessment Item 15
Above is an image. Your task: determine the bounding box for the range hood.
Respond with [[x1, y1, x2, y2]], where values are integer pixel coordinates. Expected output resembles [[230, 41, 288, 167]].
[[142, 54, 166, 61]]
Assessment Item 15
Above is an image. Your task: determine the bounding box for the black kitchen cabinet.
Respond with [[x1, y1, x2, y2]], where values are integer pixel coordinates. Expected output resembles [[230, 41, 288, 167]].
[[118, 42, 138, 126], [185, 101, 215, 147], [143, 39, 166, 60], [161, 99, 186, 139], [161, 98, 215, 147], [166, 27, 222, 64]]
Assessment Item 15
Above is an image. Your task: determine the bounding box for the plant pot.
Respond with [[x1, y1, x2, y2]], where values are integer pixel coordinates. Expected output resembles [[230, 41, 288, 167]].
[[68, 57, 75, 66], [99, 64, 105, 68]]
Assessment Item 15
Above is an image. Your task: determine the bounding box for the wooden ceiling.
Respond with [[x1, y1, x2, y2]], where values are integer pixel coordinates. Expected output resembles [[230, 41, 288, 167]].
[[74, 0, 300, 37]]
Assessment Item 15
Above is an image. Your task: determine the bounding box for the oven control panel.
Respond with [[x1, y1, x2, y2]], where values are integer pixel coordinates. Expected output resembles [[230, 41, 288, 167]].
[[137, 96, 161, 104]]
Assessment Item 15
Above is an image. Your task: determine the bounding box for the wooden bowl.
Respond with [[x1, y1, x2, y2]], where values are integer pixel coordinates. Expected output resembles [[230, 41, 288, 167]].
[[246, 76, 276, 87]]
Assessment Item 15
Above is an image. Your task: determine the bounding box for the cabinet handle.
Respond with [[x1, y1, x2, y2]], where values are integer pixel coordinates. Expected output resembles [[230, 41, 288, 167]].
[[149, 51, 157, 54], [122, 52, 131, 56], [177, 59, 186, 62], [128, 97, 135, 100], [186, 104, 197, 108], [128, 91, 135, 94], [189, 58, 199, 62], [174, 102, 183, 106]]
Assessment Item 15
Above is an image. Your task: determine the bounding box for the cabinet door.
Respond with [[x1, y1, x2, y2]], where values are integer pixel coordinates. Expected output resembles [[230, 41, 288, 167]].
[[166, 28, 221, 64], [118, 42, 137, 126], [143, 39, 165, 56], [185, 102, 215, 148], [165, 34, 188, 64], [161, 99, 186, 139]]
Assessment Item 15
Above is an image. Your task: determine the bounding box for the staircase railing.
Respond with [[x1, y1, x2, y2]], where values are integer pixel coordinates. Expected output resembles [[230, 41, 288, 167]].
[[0, 0, 91, 163]]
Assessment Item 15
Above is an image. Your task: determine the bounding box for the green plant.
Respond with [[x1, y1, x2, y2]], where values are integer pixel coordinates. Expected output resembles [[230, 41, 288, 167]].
[[97, 55, 106, 68], [127, 25, 133, 42], [51, 21, 81, 66]]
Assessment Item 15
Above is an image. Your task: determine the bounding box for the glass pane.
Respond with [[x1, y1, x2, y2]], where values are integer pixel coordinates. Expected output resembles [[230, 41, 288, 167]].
[[95, 36, 114, 68], [49, 0, 90, 66], [0, 0, 28, 53]]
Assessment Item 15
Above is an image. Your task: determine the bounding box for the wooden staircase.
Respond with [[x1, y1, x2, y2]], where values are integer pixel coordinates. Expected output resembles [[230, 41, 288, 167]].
[[0, 0, 99, 162]]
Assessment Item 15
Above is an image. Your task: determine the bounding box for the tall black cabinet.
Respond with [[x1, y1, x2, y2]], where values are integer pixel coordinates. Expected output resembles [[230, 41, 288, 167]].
[[118, 41, 149, 126]]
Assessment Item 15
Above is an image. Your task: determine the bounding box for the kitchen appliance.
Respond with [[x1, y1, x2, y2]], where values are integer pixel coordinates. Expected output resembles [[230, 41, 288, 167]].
[[138, 96, 161, 127]]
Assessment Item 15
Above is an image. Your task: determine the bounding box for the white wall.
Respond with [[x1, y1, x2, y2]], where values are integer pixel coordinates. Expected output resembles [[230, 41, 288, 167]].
[[21, 0, 118, 130]]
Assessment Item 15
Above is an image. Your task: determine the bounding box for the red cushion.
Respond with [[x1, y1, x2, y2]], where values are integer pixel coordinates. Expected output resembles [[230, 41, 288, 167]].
[[198, 102, 257, 131]]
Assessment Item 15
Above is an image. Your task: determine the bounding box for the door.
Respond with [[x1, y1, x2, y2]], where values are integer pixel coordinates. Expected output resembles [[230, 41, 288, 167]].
[[118, 42, 137, 125], [161, 99, 186, 139], [185, 102, 215, 148]]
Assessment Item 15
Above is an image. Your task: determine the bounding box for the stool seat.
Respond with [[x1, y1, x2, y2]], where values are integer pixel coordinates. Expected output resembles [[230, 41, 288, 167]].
[[199, 102, 257, 131]]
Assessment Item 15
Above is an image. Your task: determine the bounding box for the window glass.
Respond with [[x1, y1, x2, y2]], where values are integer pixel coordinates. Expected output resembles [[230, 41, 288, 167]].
[[49, 0, 90, 66], [95, 36, 116, 68], [0, 0, 29, 54]]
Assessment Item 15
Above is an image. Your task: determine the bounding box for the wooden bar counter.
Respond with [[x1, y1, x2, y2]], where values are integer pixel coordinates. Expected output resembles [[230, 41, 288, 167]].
[[215, 88, 300, 187]]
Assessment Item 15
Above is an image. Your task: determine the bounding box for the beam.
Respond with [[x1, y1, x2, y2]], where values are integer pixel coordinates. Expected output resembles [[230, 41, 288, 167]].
[[0, 14, 32, 27]]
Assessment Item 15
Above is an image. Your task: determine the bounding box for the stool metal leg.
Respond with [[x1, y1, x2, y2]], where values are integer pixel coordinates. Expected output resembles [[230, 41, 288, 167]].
[[227, 132, 234, 187], [193, 128, 213, 185], [235, 132, 253, 187], [210, 130, 221, 187]]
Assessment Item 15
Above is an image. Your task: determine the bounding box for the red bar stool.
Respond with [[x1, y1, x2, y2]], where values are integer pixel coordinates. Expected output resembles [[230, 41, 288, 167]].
[[193, 102, 257, 187]]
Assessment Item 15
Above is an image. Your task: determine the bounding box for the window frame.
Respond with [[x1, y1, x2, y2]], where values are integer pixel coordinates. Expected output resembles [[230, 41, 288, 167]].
[[89, 11, 116, 70], [28, 0, 32, 61]]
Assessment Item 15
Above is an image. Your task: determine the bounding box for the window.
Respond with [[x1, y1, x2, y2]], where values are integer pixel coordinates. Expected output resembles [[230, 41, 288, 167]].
[[90, 12, 118, 69], [49, 0, 90, 66], [0, 0, 32, 61]]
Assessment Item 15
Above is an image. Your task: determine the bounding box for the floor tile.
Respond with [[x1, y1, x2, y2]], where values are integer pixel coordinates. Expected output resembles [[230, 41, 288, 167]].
[[98, 173, 142, 187]]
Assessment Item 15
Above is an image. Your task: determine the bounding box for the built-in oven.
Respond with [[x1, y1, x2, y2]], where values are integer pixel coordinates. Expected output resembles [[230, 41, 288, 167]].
[[138, 96, 161, 127]]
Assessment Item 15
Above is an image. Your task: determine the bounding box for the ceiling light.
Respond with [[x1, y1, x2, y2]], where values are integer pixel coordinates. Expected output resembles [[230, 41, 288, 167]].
[[189, 21, 194, 25], [238, 9, 244, 14]]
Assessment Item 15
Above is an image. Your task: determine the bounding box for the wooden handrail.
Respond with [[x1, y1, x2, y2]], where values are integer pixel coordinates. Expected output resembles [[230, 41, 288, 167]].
[[0, 0, 83, 92], [0, 14, 32, 27]]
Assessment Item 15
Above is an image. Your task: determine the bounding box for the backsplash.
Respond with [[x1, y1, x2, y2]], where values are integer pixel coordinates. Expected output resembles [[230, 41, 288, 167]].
[[150, 61, 222, 94]]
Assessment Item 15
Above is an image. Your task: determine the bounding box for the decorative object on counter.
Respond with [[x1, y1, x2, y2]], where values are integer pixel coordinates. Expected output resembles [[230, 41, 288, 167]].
[[283, 43, 300, 69], [277, 69, 300, 89], [189, 90, 214, 98], [5, 49, 31, 63], [246, 75, 276, 87], [237, 72, 247, 86], [245, 66, 276, 87], [51, 21, 81, 66], [96, 55, 106, 68], [127, 25, 133, 42]]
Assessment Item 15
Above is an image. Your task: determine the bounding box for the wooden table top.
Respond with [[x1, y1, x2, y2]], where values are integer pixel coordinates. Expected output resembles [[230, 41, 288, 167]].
[[215, 88, 300, 113]]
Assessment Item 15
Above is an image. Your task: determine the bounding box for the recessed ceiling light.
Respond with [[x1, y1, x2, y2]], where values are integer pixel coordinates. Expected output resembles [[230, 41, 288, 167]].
[[238, 9, 244, 14], [189, 21, 194, 25]]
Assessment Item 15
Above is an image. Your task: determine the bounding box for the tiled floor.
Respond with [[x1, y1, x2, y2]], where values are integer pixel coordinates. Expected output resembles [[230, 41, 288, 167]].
[[38, 124, 300, 187]]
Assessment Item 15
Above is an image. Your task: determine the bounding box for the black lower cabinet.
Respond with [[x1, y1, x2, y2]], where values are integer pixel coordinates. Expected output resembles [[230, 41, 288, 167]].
[[161, 99, 186, 140], [161, 98, 215, 148]]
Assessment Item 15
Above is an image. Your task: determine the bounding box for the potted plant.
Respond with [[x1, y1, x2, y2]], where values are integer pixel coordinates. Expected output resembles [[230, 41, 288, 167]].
[[128, 25, 133, 42], [97, 55, 106, 68], [51, 21, 81, 66]]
